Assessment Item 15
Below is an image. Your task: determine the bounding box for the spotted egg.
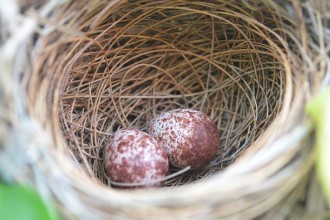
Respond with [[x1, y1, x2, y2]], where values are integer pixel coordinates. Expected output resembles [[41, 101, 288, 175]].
[[104, 128, 169, 188], [149, 109, 220, 169]]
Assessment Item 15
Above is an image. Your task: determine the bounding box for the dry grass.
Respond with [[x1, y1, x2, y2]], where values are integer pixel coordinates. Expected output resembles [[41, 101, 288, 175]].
[[0, 0, 329, 219], [55, 0, 288, 186]]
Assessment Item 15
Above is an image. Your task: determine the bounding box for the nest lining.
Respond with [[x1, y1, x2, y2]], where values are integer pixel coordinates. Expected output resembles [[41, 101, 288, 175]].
[[17, 0, 327, 219], [49, 1, 288, 187]]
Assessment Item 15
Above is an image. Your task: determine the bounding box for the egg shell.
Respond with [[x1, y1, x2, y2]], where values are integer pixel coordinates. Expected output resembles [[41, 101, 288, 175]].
[[149, 109, 219, 169], [104, 128, 169, 188]]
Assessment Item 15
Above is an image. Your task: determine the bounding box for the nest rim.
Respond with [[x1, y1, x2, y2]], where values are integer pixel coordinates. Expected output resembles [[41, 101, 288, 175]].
[[39, 0, 299, 194], [5, 0, 326, 219]]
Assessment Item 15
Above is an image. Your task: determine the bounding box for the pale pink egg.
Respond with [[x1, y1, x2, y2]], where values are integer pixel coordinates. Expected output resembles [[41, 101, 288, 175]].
[[104, 128, 169, 188]]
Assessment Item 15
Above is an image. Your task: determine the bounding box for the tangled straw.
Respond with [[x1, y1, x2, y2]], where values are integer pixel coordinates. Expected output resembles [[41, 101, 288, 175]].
[[0, 0, 329, 219], [56, 1, 286, 186]]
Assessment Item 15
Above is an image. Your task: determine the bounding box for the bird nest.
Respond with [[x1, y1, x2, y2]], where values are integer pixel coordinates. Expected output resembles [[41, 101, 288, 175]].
[[57, 0, 288, 186], [1, 0, 329, 219]]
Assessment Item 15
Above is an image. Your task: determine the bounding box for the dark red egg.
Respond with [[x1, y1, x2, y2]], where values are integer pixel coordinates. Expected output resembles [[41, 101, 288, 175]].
[[149, 109, 219, 169]]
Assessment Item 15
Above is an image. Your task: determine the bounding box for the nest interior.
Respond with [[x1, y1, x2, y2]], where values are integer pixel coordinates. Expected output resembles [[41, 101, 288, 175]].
[[26, 0, 292, 187], [3, 0, 327, 218]]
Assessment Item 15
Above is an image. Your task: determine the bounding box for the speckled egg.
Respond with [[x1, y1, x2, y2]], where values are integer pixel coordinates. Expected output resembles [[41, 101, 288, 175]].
[[149, 109, 219, 169], [104, 128, 169, 188]]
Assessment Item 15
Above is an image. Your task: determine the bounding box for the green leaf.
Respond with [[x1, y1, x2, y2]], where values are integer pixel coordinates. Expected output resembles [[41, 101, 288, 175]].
[[0, 183, 60, 220], [306, 86, 330, 207]]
